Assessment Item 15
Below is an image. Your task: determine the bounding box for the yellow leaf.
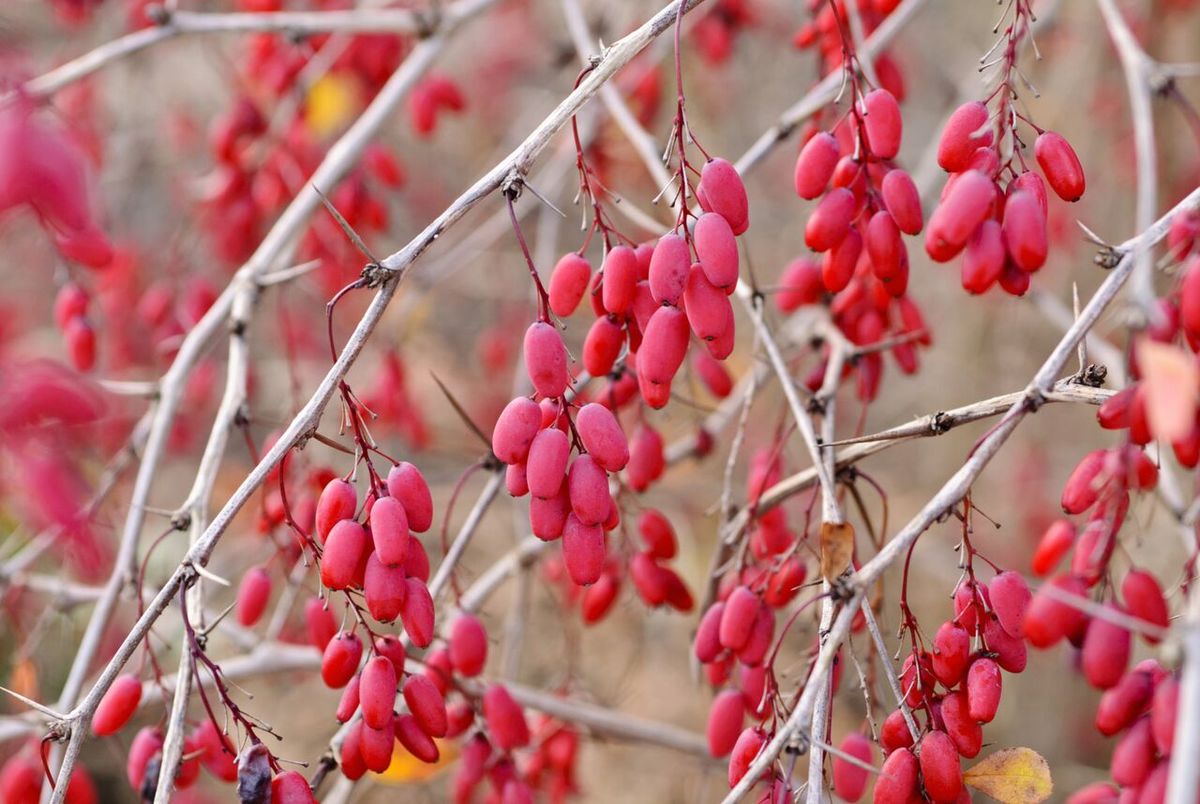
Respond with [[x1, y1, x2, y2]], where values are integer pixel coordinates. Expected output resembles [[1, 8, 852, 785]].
[[819, 521, 855, 582], [962, 747, 1053, 804], [373, 738, 458, 785], [1137, 338, 1199, 443], [305, 74, 361, 138]]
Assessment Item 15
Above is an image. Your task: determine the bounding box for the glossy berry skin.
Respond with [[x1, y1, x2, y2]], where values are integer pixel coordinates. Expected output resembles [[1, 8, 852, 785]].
[[966, 657, 1002, 722], [385, 462, 434, 533], [832, 732, 873, 802], [694, 212, 739, 289], [941, 689, 983, 758], [483, 684, 530, 750], [699, 158, 749, 235], [448, 613, 488, 677], [862, 88, 902, 159], [932, 621, 971, 687], [873, 748, 918, 803], [562, 513, 606, 586], [523, 322, 569, 399], [92, 673, 143, 736], [235, 566, 272, 627], [720, 586, 760, 651], [706, 689, 745, 757], [320, 520, 369, 591], [321, 632, 363, 689], [989, 570, 1032, 638], [575, 403, 629, 472], [315, 479, 357, 543], [359, 656, 397, 730], [395, 714, 439, 763], [805, 188, 855, 252], [881, 169, 923, 235], [938, 102, 991, 172], [369, 496, 410, 567], [271, 771, 316, 803], [1122, 570, 1169, 643], [649, 233, 691, 306], [795, 132, 840, 199], [918, 730, 963, 803], [492, 397, 542, 465], [526, 427, 569, 499], [403, 674, 448, 738], [1035, 131, 1086, 202], [1082, 610, 1132, 690], [601, 246, 639, 313], [548, 253, 591, 317], [400, 577, 435, 648], [726, 727, 765, 788]]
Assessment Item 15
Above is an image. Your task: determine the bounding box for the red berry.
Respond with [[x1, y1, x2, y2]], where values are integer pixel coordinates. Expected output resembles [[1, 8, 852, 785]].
[[335, 675, 360, 723], [706, 690, 745, 757], [720, 586, 760, 651], [1031, 520, 1075, 577], [1002, 189, 1048, 272], [492, 397, 542, 465], [305, 598, 337, 651], [582, 315, 624, 378], [575, 403, 629, 472], [320, 519, 369, 591], [863, 89, 902, 159], [638, 509, 677, 560], [394, 714, 439, 763], [961, 219, 1005, 294], [1061, 449, 1107, 514], [403, 674, 448, 738], [989, 570, 1032, 638], [982, 613, 1028, 673], [601, 246, 639, 314], [938, 102, 991, 172], [369, 496, 410, 568], [271, 770, 316, 803], [832, 733, 873, 802], [92, 673, 143, 736], [874, 747, 919, 803], [694, 212, 739, 289], [941, 689, 982, 758], [484, 684, 530, 750], [881, 169, 923, 234], [1110, 716, 1155, 787], [1035, 131, 1086, 202], [1122, 570, 1169, 643], [547, 253, 591, 317], [523, 322, 569, 399], [699, 158, 749, 235], [931, 621, 971, 687], [795, 132, 841, 200], [126, 727, 164, 790], [1150, 676, 1178, 754], [926, 171, 995, 261], [638, 305, 689, 393], [562, 513, 606, 585], [1082, 609, 1132, 689], [966, 658, 1003, 722], [726, 727, 765, 788], [235, 566, 272, 627], [918, 730, 963, 803], [805, 188, 856, 252], [321, 632, 363, 689], [526, 427, 569, 499], [1096, 669, 1155, 736], [315, 478, 357, 543], [385, 462, 433, 533], [649, 233, 691, 306], [400, 578, 435, 648], [448, 613, 488, 677], [776, 257, 823, 311], [695, 602, 726, 663], [359, 656, 397, 730]]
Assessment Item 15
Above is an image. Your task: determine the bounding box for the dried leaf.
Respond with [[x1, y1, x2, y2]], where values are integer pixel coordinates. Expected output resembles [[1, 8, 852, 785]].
[[819, 521, 855, 582], [963, 747, 1053, 804], [1137, 338, 1199, 443], [305, 73, 361, 138]]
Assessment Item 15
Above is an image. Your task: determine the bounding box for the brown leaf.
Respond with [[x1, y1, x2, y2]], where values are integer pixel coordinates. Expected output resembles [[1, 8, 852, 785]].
[[1137, 338, 1199, 443], [963, 747, 1053, 804], [819, 521, 855, 582]]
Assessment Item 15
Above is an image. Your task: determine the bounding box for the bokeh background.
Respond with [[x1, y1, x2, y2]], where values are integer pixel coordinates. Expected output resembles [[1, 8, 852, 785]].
[[3, 0, 1200, 801]]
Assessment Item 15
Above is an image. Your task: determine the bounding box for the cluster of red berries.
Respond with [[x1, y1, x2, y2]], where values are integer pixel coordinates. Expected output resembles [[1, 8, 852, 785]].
[[925, 103, 1086, 296], [785, 85, 932, 399], [0, 95, 112, 269], [493, 396, 628, 587], [791, 0, 908, 99]]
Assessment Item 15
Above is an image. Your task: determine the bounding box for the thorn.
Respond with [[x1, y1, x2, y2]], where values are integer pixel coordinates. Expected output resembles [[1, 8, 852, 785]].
[[313, 185, 380, 264], [429, 372, 493, 449], [0, 686, 66, 720]]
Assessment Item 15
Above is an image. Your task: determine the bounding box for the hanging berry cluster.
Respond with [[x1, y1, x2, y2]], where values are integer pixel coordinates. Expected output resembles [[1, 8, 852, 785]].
[[924, 0, 1087, 295], [784, 1, 931, 403]]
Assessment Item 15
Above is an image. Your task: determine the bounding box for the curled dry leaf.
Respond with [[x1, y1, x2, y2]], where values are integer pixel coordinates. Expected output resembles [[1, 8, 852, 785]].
[[962, 747, 1052, 804], [1137, 338, 1199, 443], [819, 521, 855, 583]]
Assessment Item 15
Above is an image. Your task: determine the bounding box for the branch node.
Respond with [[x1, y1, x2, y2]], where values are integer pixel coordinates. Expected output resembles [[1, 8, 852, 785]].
[[1072, 364, 1108, 388], [930, 411, 953, 434]]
